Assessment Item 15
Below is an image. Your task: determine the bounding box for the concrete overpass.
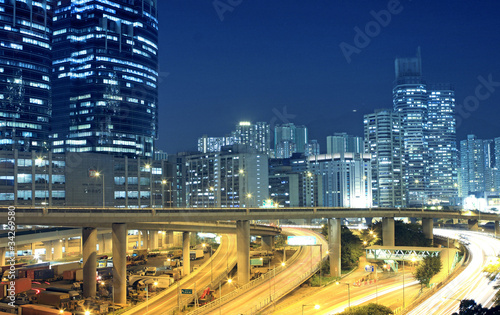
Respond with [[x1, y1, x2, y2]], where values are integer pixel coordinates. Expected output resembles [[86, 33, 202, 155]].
[[2, 206, 499, 225], [1, 206, 498, 305]]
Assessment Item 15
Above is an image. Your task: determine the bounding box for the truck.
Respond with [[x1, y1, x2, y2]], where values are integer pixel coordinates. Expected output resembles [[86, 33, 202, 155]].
[[190, 250, 204, 260], [132, 249, 148, 265], [144, 267, 156, 276], [36, 291, 71, 309], [50, 262, 81, 276], [45, 287, 80, 300], [0, 278, 31, 298], [166, 249, 182, 259]]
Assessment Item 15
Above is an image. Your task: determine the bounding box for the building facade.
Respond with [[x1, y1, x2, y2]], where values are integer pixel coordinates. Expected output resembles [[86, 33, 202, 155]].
[[364, 109, 405, 207], [309, 153, 372, 208], [0, 150, 165, 207], [459, 135, 493, 198], [0, 0, 53, 152], [393, 49, 428, 206], [326, 133, 363, 154], [174, 145, 269, 208], [51, 0, 159, 157]]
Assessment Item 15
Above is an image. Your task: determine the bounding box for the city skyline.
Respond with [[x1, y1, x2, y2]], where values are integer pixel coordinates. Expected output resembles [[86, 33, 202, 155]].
[[158, 0, 500, 153]]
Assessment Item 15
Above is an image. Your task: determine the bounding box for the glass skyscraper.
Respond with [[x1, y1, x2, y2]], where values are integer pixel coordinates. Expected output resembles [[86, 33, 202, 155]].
[[393, 48, 428, 206], [51, 0, 159, 157], [0, 0, 53, 152]]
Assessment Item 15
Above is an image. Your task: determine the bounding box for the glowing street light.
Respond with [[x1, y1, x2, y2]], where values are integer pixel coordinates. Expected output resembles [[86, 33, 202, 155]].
[[301, 304, 320, 314], [336, 281, 351, 309]]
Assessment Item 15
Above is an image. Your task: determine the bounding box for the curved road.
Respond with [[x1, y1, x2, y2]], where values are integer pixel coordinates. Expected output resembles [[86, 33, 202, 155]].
[[408, 229, 500, 314], [209, 227, 328, 315], [126, 234, 237, 314]]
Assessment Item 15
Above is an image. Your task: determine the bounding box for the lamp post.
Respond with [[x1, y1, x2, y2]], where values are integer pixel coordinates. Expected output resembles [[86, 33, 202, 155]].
[[301, 304, 320, 315], [95, 171, 105, 208], [336, 281, 350, 309], [402, 259, 405, 309], [144, 163, 152, 207]]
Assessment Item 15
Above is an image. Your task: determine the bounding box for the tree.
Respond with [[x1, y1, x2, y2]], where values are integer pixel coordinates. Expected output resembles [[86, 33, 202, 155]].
[[452, 299, 500, 315], [337, 303, 393, 315], [484, 256, 500, 306], [414, 255, 442, 290]]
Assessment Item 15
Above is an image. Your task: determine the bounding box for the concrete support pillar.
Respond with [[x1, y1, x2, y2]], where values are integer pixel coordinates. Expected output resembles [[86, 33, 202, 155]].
[[237, 220, 250, 285], [53, 240, 63, 260], [104, 234, 112, 253], [495, 221, 500, 237], [136, 231, 141, 249], [141, 230, 148, 249], [162, 231, 168, 248], [382, 217, 395, 246], [97, 234, 104, 255], [64, 239, 69, 254], [151, 231, 159, 250], [44, 242, 52, 261], [82, 227, 97, 298], [468, 219, 478, 231], [173, 232, 182, 247], [0, 248, 5, 266], [261, 236, 274, 251], [422, 218, 434, 245], [112, 223, 127, 305], [147, 231, 153, 250], [328, 218, 341, 277], [182, 232, 191, 277], [167, 231, 174, 247]]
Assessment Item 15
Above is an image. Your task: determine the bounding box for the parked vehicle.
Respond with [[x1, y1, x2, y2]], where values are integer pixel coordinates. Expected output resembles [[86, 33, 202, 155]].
[[190, 250, 204, 260]]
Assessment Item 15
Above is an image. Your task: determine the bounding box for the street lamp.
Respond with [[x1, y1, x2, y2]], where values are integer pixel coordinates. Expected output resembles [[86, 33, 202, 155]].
[[302, 304, 320, 314], [95, 171, 105, 208], [336, 281, 350, 309]]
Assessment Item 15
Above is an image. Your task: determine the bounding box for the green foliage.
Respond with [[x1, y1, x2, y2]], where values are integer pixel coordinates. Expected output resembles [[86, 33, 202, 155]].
[[337, 303, 393, 315], [452, 299, 500, 315], [321, 224, 364, 272], [484, 256, 500, 306], [275, 234, 286, 248], [371, 220, 432, 247], [414, 255, 442, 289]]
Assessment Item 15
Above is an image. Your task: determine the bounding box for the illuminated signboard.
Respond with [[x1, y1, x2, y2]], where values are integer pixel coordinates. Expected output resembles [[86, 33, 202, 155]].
[[287, 236, 317, 246], [488, 198, 500, 206]]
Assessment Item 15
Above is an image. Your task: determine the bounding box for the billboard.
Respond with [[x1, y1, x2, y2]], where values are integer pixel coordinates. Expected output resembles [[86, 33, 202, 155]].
[[287, 236, 317, 246]]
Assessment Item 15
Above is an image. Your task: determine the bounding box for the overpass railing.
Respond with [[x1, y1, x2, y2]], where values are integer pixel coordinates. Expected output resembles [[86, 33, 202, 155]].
[[185, 245, 304, 315]]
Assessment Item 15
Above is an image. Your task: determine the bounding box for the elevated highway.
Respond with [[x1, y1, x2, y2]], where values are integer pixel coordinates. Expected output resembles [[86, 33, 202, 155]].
[[1, 206, 498, 225]]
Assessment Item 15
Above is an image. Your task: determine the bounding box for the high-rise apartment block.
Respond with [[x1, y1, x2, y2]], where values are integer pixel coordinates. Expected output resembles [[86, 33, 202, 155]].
[[198, 121, 271, 155], [309, 153, 372, 208], [51, 0, 159, 157], [460, 135, 495, 198], [364, 109, 405, 207], [173, 145, 269, 207], [0, 1, 53, 152], [274, 123, 308, 158], [326, 133, 363, 154]]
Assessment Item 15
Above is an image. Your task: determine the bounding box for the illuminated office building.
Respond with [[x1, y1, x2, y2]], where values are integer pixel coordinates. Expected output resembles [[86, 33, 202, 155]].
[[0, 0, 53, 152], [393, 48, 428, 206], [51, 0, 159, 157]]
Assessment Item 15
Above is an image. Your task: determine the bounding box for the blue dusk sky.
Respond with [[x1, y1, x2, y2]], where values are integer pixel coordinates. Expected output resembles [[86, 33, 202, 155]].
[[156, 0, 500, 153]]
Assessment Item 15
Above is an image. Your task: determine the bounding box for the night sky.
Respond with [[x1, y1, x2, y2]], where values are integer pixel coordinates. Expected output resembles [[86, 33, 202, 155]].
[[157, 0, 500, 154]]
